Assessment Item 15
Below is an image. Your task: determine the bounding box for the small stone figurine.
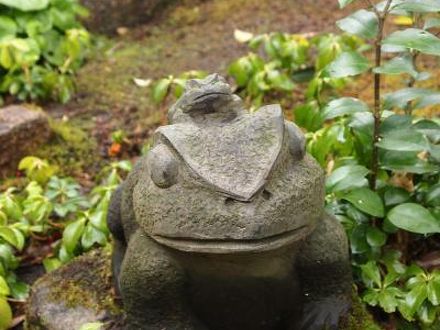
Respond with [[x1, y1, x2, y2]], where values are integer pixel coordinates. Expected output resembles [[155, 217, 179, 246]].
[[108, 73, 352, 330]]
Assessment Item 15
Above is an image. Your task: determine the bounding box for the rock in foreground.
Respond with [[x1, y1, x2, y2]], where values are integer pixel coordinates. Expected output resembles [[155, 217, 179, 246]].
[[25, 249, 123, 330]]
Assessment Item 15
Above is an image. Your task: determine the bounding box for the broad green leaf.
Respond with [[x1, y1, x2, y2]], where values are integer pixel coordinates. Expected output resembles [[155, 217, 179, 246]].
[[427, 279, 440, 305], [42, 258, 61, 272], [351, 224, 370, 253], [0, 297, 12, 330], [0, 275, 10, 296], [417, 302, 437, 324], [377, 129, 430, 152], [337, 10, 378, 39], [294, 102, 323, 132], [361, 261, 382, 287], [373, 54, 419, 79], [327, 51, 370, 78], [152, 78, 171, 104], [62, 218, 86, 254], [413, 119, 440, 144], [81, 224, 107, 250], [0, 16, 17, 40], [326, 165, 369, 193], [9, 280, 28, 300], [380, 153, 439, 174], [228, 57, 253, 87], [380, 114, 412, 134], [395, 0, 440, 13], [382, 28, 440, 56], [267, 70, 295, 91], [342, 188, 385, 217], [405, 284, 428, 315], [384, 88, 438, 110], [384, 187, 410, 206], [0, 0, 49, 11], [338, 0, 356, 8], [322, 97, 369, 120], [366, 226, 387, 247], [378, 287, 401, 313], [424, 18, 440, 30], [387, 203, 440, 234], [0, 227, 19, 249], [425, 184, 440, 207]]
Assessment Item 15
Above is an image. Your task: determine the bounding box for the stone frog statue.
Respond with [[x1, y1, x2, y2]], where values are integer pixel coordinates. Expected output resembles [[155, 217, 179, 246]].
[[108, 73, 352, 330]]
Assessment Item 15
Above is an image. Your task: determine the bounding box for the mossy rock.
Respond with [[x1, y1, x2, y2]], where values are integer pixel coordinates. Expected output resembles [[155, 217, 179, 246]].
[[340, 290, 382, 330], [25, 249, 124, 330]]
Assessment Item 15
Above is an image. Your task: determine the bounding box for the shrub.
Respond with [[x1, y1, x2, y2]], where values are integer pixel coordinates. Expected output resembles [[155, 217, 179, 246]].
[[0, 0, 90, 104]]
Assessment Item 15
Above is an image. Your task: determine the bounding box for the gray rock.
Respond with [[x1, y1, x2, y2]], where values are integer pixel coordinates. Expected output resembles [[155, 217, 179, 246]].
[[25, 249, 123, 330], [0, 105, 50, 178], [108, 73, 353, 329], [80, 0, 174, 34]]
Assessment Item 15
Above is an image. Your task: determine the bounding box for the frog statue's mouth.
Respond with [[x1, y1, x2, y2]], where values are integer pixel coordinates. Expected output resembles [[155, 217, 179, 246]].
[[151, 225, 310, 254]]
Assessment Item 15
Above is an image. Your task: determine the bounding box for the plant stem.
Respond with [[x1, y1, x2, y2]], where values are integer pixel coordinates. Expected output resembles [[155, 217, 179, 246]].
[[368, 0, 393, 191]]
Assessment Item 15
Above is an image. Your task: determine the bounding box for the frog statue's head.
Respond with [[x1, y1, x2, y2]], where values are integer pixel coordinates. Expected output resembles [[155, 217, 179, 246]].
[[133, 73, 325, 254]]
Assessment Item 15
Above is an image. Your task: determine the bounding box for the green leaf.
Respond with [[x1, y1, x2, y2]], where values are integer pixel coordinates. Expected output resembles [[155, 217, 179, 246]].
[[0, 16, 17, 41], [366, 226, 387, 247], [373, 54, 419, 79], [427, 278, 440, 305], [62, 218, 86, 254], [338, 0, 356, 8], [322, 97, 369, 120], [266, 70, 295, 91], [326, 165, 369, 193], [294, 102, 323, 132], [405, 284, 428, 315], [0, 275, 10, 296], [42, 258, 61, 272], [378, 287, 401, 313], [387, 203, 440, 234], [0, 227, 19, 249], [336, 10, 378, 39], [424, 18, 440, 30], [382, 28, 440, 56], [361, 261, 382, 287], [0, 0, 49, 11], [425, 184, 440, 207], [342, 188, 385, 217], [327, 51, 370, 78], [377, 129, 430, 152], [228, 56, 253, 87], [380, 114, 412, 134], [81, 224, 107, 250], [383, 88, 438, 110], [395, 0, 440, 13], [384, 187, 410, 207], [0, 296, 12, 330], [152, 78, 171, 104]]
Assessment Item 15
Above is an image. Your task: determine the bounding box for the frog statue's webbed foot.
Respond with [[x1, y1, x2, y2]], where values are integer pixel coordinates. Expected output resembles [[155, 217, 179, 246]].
[[297, 212, 353, 330], [300, 294, 351, 330]]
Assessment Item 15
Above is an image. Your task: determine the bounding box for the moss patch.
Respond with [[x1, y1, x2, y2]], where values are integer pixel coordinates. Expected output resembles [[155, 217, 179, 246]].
[[340, 288, 382, 330]]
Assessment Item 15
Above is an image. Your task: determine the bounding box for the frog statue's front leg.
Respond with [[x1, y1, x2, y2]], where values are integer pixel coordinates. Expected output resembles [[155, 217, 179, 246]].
[[119, 229, 207, 330], [296, 212, 352, 330]]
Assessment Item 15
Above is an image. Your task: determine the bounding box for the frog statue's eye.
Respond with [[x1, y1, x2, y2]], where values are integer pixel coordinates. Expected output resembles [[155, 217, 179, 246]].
[[148, 144, 179, 188]]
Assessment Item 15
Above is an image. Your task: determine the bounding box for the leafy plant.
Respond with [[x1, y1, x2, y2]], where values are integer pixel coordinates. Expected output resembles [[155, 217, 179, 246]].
[[0, 0, 90, 103], [319, 0, 440, 326], [0, 157, 131, 328]]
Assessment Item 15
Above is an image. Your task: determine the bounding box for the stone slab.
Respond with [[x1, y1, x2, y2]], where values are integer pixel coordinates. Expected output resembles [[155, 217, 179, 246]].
[[0, 105, 50, 177]]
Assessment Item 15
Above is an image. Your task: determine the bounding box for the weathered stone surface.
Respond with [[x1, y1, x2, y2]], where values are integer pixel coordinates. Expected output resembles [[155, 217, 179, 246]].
[[25, 249, 123, 330], [81, 0, 174, 34], [107, 74, 354, 329], [0, 105, 50, 177]]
